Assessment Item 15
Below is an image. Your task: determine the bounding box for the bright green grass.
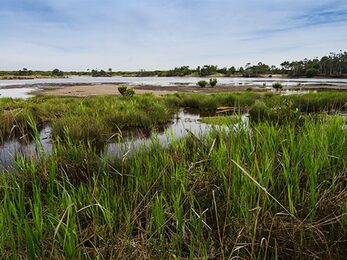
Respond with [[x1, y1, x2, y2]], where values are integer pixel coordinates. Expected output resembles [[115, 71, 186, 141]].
[[0, 91, 347, 258], [199, 115, 241, 125]]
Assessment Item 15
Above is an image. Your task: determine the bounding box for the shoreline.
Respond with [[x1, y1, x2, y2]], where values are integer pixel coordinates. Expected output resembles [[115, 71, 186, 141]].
[[2, 74, 347, 81], [32, 84, 253, 97], [32, 83, 347, 97]]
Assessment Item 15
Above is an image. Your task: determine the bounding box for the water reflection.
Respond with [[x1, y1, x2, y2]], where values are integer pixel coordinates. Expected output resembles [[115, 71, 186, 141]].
[[0, 126, 52, 170], [0, 108, 258, 171], [1, 76, 347, 88], [0, 87, 36, 99]]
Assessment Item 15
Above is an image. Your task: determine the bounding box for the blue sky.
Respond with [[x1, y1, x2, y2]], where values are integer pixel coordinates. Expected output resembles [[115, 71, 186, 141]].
[[0, 0, 346, 71]]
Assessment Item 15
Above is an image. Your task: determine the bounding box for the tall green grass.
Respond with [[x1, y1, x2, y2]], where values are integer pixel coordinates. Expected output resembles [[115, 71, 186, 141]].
[[0, 112, 346, 258]]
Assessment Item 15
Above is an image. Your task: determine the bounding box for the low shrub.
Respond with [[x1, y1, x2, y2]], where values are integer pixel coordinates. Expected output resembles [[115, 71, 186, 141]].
[[197, 80, 208, 88], [272, 82, 283, 91], [209, 78, 218, 87]]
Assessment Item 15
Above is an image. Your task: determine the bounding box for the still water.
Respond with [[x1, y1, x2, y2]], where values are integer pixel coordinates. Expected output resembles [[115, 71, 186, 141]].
[[1, 110, 240, 170], [0, 76, 346, 99], [1, 76, 347, 88]]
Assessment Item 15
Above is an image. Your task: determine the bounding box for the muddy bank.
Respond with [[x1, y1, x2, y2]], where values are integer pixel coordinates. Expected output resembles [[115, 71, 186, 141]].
[[32, 84, 259, 97]]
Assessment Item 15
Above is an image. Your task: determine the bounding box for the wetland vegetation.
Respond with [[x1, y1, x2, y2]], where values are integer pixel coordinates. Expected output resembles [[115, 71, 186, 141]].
[[0, 91, 347, 258]]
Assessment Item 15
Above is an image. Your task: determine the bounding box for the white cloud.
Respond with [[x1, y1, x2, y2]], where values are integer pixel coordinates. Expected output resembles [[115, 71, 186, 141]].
[[0, 0, 346, 70]]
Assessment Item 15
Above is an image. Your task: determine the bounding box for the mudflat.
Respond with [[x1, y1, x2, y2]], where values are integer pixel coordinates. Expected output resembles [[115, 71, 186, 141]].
[[32, 83, 255, 96]]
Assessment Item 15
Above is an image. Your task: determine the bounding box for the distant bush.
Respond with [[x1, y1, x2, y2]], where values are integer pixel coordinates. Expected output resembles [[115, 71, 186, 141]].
[[52, 69, 64, 77], [118, 86, 135, 97], [272, 82, 283, 91], [209, 78, 218, 88], [305, 68, 318, 78], [197, 80, 208, 88], [91, 69, 111, 77]]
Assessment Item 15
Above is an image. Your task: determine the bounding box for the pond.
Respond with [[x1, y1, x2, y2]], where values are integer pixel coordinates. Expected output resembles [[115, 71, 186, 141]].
[[1, 76, 347, 88], [0, 87, 38, 99], [1, 110, 249, 171]]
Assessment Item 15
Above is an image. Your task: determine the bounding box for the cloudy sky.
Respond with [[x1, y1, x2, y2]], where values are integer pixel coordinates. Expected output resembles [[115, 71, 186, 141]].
[[0, 0, 346, 71]]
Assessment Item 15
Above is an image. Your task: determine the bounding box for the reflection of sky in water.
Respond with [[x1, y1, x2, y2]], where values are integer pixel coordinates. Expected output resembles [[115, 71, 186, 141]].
[[0, 110, 248, 170], [1, 76, 347, 89], [104, 111, 212, 158], [0, 87, 36, 99], [0, 126, 52, 171]]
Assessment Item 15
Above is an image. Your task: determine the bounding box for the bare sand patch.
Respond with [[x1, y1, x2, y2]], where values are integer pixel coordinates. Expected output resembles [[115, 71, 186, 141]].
[[32, 84, 253, 97]]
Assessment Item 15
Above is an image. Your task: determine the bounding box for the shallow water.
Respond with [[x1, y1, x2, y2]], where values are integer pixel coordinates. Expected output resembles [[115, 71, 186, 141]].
[[0, 110, 250, 171], [0, 87, 37, 99], [0, 126, 52, 170], [0, 76, 347, 94], [104, 110, 212, 158], [1, 76, 346, 99], [0, 110, 222, 170]]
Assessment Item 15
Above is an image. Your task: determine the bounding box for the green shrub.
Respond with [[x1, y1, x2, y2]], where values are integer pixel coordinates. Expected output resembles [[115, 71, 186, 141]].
[[118, 86, 135, 97], [118, 86, 128, 95], [209, 78, 218, 88], [272, 82, 283, 91], [197, 80, 208, 88]]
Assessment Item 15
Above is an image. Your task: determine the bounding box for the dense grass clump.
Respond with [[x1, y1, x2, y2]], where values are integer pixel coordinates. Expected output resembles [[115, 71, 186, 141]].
[[0, 94, 178, 144]]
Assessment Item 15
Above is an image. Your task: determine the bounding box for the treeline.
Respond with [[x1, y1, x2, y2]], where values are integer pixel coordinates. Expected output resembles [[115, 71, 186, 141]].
[[0, 68, 65, 78], [280, 51, 347, 77], [125, 51, 347, 77], [1, 51, 346, 78], [131, 51, 347, 78]]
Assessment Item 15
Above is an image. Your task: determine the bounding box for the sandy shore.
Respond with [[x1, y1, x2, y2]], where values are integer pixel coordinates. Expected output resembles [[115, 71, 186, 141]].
[[32, 84, 257, 97], [31, 82, 347, 97]]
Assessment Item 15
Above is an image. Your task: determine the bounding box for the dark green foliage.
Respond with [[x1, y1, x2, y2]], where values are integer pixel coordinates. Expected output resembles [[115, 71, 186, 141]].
[[118, 86, 135, 97], [199, 65, 218, 76], [209, 78, 218, 87], [91, 69, 111, 77], [17, 68, 33, 76], [197, 80, 208, 88], [305, 68, 319, 77], [243, 62, 270, 76], [52, 69, 64, 77], [272, 82, 283, 91]]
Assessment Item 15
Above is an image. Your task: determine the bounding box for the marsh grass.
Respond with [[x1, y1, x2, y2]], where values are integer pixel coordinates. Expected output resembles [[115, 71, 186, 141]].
[[199, 115, 241, 125], [0, 91, 347, 258]]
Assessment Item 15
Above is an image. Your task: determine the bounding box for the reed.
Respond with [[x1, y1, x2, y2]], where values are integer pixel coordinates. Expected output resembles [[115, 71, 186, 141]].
[[0, 91, 346, 258]]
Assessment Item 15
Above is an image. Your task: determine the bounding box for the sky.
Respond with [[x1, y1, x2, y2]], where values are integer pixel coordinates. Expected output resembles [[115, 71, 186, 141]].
[[0, 0, 346, 71]]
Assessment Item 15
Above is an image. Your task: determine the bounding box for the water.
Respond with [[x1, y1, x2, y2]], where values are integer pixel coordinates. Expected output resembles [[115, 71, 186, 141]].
[[0, 126, 52, 170], [1, 76, 345, 99], [0, 109, 253, 171], [0, 110, 227, 170], [0, 87, 37, 99], [104, 110, 212, 158], [1, 76, 347, 88]]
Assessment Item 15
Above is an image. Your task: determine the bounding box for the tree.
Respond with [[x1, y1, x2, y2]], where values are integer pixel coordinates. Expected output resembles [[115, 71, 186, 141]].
[[91, 69, 110, 77], [169, 66, 191, 76], [52, 69, 64, 77], [228, 66, 236, 75], [199, 65, 218, 76]]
